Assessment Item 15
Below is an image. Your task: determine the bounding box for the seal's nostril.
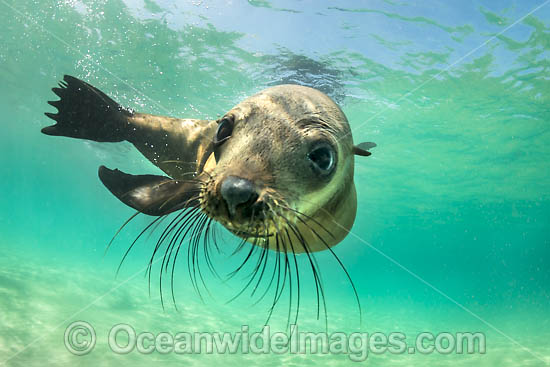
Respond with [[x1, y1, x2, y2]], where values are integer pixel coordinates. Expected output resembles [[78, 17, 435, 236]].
[[220, 176, 257, 216]]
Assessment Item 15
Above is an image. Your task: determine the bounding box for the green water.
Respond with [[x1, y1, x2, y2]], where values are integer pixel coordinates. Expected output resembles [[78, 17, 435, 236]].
[[1, 0, 549, 366]]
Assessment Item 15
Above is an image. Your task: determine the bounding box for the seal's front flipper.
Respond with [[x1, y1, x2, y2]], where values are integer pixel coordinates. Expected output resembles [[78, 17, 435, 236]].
[[43, 75, 132, 142], [98, 166, 200, 216], [353, 142, 377, 157]]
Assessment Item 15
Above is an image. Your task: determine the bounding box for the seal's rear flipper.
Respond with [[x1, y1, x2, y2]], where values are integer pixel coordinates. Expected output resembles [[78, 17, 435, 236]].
[[353, 142, 377, 157], [98, 166, 199, 216], [43, 75, 132, 142]]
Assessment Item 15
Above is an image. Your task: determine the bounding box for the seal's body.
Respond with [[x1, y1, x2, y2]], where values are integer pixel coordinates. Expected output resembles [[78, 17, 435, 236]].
[[43, 75, 375, 254]]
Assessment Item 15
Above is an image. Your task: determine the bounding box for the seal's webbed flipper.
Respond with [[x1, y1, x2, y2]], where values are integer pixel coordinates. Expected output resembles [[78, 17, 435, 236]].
[[353, 142, 377, 157], [98, 166, 200, 216], [43, 75, 132, 142]]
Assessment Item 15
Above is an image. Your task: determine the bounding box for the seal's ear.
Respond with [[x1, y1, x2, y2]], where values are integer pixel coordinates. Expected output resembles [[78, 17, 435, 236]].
[[98, 166, 200, 216], [353, 142, 377, 157]]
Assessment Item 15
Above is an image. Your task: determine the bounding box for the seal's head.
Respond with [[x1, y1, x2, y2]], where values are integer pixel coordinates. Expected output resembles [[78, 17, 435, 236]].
[[200, 85, 367, 253]]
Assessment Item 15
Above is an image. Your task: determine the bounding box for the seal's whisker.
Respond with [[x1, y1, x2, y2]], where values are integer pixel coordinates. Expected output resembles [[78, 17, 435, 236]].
[[188, 216, 201, 300], [187, 212, 206, 298], [165, 207, 207, 309], [155, 213, 187, 307], [290, 209, 363, 326], [104, 210, 140, 257], [161, 210, 196, 275], [250, 221, 272, 298], [253, 218, 282, 306], [148, 202, 202, 292], [262, 232, 282, 325], [183, 213, 204, 302], [163, 204, 205, 274], [145, 214, 171, 243], [150, 210, 189, 272], [117, 179, 204, 202], [209, 222, 221, 254], [224, 232, 263, 304], [269, 231, 293, 330], [255, 204, 289, 308], [254, 211, 286, 324], [250, 221, 270, 279], [187, 213, 210, 300], [228, 209, 258, 257], [116, 215, 165, 278], [194, 169, 213, 179], [283, 218, 323, 327], [271, 231, 290, 311], [113, 191, 205, 284], [240, 226, 266, 284], [282, 228, 298, 332], [284, 209, 331, 285], [157, 187, 202, 212], [194, 215, 213, 293], [281, 214, 328, 330], [226, 209, 258, 279], [163, 208, 204, 301], [189, 215, 202, 296], [272, 203, 339, 327], [169, 219, 197, 308], [159, 160, 200, 165], [279, 203, 336, 240], [157, 210, 196, 307], [158, 206, 202, 309], [202, 218, 221, 280], [230, 236, 248, 257], [267, 210, 286, 299]]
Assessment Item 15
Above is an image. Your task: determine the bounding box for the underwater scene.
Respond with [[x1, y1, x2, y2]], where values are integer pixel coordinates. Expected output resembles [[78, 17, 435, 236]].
[[1, 0, 549, 366]]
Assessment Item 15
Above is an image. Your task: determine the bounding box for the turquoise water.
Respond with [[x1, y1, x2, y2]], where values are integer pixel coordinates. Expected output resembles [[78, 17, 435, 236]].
[[1, 0, 550, 365]]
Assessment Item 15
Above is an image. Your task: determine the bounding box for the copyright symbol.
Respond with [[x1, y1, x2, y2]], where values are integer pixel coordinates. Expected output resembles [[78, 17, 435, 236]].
[[64, 321, 96, 355]]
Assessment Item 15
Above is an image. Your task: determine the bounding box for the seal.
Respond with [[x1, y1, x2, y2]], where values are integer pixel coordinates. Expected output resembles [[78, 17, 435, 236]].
[[42, 75, 376, 319]]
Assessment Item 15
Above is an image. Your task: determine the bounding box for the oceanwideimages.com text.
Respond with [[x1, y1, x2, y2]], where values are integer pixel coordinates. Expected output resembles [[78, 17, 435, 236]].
[[64, 321, 486, 361]]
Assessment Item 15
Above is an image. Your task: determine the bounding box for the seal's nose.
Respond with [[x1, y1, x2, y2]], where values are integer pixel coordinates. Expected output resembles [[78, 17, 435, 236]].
[[220, 176, 258, 217]]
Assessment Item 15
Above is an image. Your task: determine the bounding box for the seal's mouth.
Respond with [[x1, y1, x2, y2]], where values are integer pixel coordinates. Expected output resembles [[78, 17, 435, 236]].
[[230, 229, 275, 238], [214, 208, 276, 240]]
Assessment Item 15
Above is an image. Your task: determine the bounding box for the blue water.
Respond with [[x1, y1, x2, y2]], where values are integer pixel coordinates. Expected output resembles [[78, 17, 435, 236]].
[[1, 0, 549, 365]]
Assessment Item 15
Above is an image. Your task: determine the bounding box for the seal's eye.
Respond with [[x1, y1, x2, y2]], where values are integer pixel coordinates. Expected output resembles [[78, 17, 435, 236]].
[[214, 116, 234, 145], [308, 143, 336, 175]]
